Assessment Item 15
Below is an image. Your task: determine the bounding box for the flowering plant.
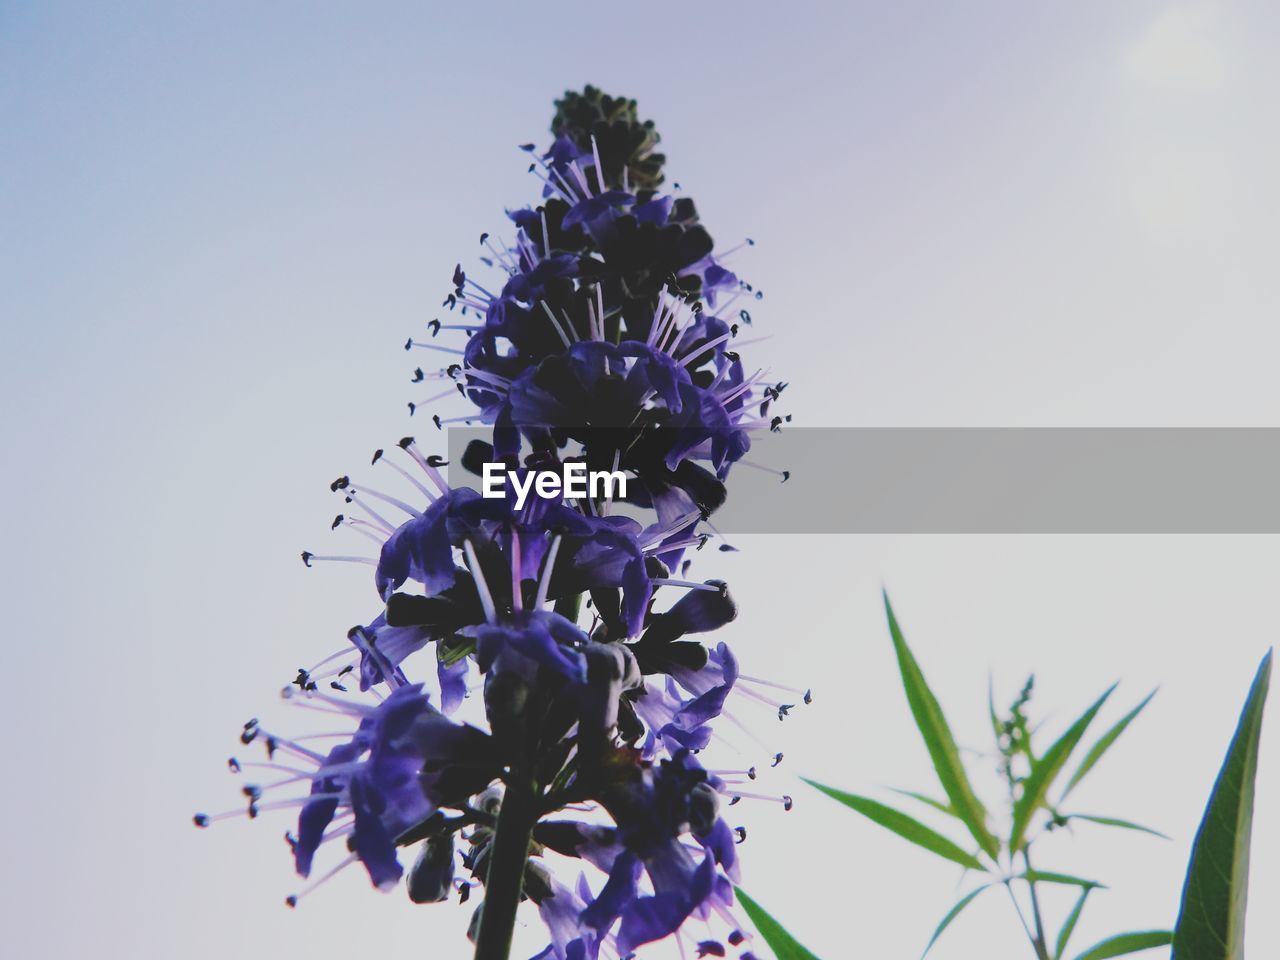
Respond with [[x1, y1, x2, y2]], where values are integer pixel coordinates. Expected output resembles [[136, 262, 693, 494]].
[[198, 87, 804, 960]]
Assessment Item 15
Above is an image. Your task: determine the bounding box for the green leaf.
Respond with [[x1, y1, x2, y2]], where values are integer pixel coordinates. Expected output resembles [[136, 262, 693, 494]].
[[1172, 649, 1272, 960], [1062, 814, 1169, 840], [1009, 684, 1116, 852], [922, 884, 992, 957], [735, 888, 822, 960], [1020, 870, 1105, 889], [988, 674, 1003, 743], [805, 780, 986, 871], [884, 592, 1000, 860], [890, 788, 957, 818], [1054, 886, 1092, 960], [1061, 690, 1157, 800], [1072, 930, 1173, 960]]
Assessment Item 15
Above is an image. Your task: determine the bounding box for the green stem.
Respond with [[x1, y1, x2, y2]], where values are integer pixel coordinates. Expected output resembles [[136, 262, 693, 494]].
[[1022, 849, 1051, 960], [473, 765, 538, 960]]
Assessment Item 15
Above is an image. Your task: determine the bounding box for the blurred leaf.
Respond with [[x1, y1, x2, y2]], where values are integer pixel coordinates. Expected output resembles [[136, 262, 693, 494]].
[[890, 788, 957, 819], [922, 884, 992, 957], [806, 780, 986, 871], [1072, 930, 1173, 960], [1061, 690, 1156, 800], [1020, 870, 1105, 889], [988, 674, 1003, 743], [1172, 650, 1272, 960], [1054, 886, 1092, 960], [1062, 814, 1169, 840], [1009, 685, 1116, 852], [884, 592, 1000, 860], [735, 887, 822, 960]]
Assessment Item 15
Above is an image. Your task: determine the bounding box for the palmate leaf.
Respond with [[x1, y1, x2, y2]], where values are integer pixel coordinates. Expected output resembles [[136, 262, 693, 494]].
[[805, 780, 985, 871], [1061, 690, 1157, 800], [922, 884, 993, 957], [1054, 886, 1093, 960], [1071, 930, 1173, 960], [884, 592, 1000, 860], [1009, 684, 1116, 852], [1172, 650, 1272, 960], [735, 888, 822, 960]]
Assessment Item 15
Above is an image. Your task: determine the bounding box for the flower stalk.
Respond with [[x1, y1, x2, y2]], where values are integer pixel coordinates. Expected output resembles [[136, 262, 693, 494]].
[[198, 85, 803, 960]]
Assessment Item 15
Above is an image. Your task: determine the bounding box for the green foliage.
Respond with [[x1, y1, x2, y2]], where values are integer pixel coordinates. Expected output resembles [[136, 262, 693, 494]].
[[884, 593, 1000, 860], [1172, 650, 1272, 960], [1009, 685, 1116, 852], [805, 780, 986, 871], [735, 888, 823, 960], [798, 596, 1270, 960], [1070, 930, 1173, 960], [923, 885, 994, 957], [1061, 691, 1157, 800], [811, 593, 1169, 959]]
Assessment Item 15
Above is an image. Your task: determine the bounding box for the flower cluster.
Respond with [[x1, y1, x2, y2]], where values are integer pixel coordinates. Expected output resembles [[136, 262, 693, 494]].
[[199, 86, 803, 960]]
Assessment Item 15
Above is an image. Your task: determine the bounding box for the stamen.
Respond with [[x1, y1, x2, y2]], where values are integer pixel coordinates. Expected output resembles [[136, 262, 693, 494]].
[[406, 340, 465, 355], [372, 449, 436, 502], [463, 539, 497, 624], [301, 552, 377, 567], [417, 384, 463, 407], [591, 135, 606, 194], [398, 438, 450, 496], [650, 578, 725, 594], [534, 533, 562, 608], [286, 853, 360, 907], [539, 300, 574, 347], [725, 790, 793, 811], [737, 460, 790, 483], [332, 517, 387, 546], [509, 528, 523, 613], [677, 332, 733, 368]]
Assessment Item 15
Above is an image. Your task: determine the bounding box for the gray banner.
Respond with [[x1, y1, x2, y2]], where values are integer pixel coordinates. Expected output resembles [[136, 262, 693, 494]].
[[443, 428, 1280, 533]]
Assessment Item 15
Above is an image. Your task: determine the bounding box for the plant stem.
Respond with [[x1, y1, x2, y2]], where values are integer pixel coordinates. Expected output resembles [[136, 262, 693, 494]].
[[473, 763, 538, 960], [1022, 850, 1051, 960]]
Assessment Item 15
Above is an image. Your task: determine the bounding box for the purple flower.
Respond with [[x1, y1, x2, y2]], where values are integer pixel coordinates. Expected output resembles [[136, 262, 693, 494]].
[[202, 87, 803, 960]]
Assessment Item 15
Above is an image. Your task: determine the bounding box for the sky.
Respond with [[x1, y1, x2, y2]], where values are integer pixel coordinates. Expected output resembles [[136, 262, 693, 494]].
[[1, 1, 1278, 958]]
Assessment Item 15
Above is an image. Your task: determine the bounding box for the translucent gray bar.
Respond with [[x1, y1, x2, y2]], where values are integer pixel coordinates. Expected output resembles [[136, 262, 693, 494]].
[[445, 428, 1280, 533]]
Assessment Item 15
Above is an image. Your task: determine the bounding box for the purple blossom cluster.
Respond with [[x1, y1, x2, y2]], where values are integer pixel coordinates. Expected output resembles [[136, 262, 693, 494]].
[[199, 87, 802, 960]]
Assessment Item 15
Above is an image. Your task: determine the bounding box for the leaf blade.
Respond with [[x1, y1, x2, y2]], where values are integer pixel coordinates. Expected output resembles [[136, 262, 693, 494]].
[[884, 592, 1000, 860], [805, 779, 986, 871], [735, 888, 822, 960], [1020, 870, 1106, 889], [922, 884, 992, 957], [890, 787, 957, 819], [1062, 814, 1169, 840], [1054, 886, 1092, 960], [1061, 689, 1157, 800], [1009, 684, 1116, 852], [1172, 649, 1272, 960], [1072, 930, 1173, 960]]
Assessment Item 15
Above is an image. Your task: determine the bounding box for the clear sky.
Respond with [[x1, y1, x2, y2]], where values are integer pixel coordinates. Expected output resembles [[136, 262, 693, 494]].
[[2, 1, 1278, 958]]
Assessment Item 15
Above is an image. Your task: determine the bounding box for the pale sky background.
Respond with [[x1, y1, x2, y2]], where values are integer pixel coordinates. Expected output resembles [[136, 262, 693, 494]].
[[2, 2, 1278, 958]]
